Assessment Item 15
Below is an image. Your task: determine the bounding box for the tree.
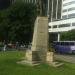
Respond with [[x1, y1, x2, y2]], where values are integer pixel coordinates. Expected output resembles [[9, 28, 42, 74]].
[[0, 2, 37, 44], [60, 29, 75, 41]]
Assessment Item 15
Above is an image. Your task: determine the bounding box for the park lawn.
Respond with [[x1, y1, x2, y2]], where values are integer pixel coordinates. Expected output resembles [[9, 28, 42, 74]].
[[0, 51, 75, 75]]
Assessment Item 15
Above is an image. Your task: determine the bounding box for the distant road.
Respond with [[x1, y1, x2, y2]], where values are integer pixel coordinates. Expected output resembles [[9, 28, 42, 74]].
[[54, 54, 75, 63]]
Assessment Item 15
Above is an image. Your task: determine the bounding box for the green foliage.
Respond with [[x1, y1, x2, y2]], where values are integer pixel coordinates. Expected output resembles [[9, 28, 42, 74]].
[[60, 29, 75, 41], [0, 2, 37, 43]]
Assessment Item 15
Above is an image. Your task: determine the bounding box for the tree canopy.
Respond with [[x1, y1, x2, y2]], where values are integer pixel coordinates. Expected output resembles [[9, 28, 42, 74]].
[[0, 2, 37, 44], [60, 29, 75, 41]]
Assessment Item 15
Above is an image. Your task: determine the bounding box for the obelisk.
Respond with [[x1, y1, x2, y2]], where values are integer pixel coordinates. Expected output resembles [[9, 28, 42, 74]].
[[25, 16, 48, 64], [24, 0, 49, 64]]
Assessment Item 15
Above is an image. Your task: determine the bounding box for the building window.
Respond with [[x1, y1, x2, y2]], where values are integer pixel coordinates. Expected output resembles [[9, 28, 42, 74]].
[[48, 26, 51, 28], [62, 15, 67, 19], [53, 25, 57, 28], [68, 7, 75, 11], [63, 9, 67, 12], [59, 24, 70, 28], [72, 23, 75, 26], [63, 1, 75, 6], [68, 13, 75, 18]]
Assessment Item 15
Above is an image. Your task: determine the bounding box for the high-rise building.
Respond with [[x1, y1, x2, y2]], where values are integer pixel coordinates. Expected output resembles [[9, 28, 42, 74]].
[[48, 0, 62, 22], [62, 0, 75, 19], [49, 0, 75, 41]]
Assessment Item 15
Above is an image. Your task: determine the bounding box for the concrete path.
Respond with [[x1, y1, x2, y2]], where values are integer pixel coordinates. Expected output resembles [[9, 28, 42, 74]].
[[54, 54, 75, 63]]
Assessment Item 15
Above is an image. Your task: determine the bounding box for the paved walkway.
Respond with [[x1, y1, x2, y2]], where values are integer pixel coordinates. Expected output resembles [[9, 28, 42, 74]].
[[54, 54, 75, 63]]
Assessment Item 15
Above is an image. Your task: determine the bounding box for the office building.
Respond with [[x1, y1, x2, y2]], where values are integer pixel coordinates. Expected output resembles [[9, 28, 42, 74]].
[[49, 0, 75, 41]]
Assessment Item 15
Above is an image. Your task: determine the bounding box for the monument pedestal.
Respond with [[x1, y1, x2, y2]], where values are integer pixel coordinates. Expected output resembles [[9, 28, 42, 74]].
[[18, 16, 49, 65], [18, 50, 41, 65], [46, 52, 54, 63], [23, 16, 48, 65], [25, 50, 41, 64]]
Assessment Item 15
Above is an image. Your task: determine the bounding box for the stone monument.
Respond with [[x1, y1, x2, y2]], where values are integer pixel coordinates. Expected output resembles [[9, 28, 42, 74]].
[[18, 0, 49, 65], [25, 16, 49, 64], [18, 0, 63, 67]]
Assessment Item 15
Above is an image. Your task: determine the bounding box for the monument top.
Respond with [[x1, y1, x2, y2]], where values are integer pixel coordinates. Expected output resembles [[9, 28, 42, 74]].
[[37, 0, 48, 16]]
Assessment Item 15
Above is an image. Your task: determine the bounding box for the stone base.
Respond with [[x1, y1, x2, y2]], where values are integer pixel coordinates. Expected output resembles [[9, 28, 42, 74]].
[[46, 52, 54, 63], [46, 52, 63, 67], [25, 50, 41, 62], [17, 51, 63, 67], [48, 62, 64, 67], [17, 60, 40, 66], [17, 50, 41, 65]]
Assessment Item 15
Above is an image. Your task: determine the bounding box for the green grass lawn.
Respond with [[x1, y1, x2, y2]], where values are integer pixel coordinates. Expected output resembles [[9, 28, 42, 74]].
[[0, 51, 75, 75]]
